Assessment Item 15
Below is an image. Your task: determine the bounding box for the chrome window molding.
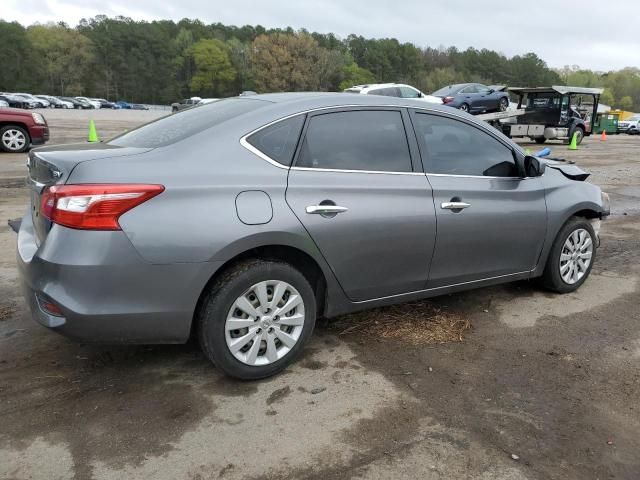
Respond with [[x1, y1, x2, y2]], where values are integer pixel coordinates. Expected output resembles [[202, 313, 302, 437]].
[[239, 102, 527, 174], [291, 166, 424, 176]]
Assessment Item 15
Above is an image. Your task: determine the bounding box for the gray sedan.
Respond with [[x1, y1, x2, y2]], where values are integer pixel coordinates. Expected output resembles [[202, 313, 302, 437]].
[[17, 93, 610, 379]]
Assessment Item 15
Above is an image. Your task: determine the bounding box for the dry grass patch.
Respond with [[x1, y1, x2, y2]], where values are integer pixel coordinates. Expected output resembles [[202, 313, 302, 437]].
[[328, 300, 471, 345]]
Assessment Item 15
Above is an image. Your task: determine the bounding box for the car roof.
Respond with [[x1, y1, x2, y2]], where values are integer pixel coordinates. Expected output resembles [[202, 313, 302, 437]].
[[215, 92, 488, 130]]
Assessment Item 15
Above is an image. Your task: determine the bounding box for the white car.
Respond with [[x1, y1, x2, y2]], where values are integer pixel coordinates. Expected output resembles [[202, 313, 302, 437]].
[[618, 114, 640, 134], [0, 99, 9, 108], [344, 83, 443, 104], [197, 98, 219, 105], [75, 96, 101, 109]]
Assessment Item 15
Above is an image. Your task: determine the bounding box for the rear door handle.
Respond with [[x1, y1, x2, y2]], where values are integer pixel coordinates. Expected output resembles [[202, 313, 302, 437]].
[[306, 205, 348, 214], [441, 202, 471, 210]]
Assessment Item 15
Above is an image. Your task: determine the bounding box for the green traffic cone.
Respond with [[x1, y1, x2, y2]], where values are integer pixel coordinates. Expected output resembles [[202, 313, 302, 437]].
[[88, 119, 99, 143], [568, 132, 578, 150]]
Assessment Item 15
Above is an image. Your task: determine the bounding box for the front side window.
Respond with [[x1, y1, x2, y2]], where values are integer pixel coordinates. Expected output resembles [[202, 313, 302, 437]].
[[296, 110, 412, 172], [246, 115, 305, 166], [413, 113, 517, 177]]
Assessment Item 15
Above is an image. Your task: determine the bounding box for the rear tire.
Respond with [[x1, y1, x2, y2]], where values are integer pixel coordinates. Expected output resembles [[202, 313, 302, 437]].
[[197, 259, 316, 380], [541, 217, 596, 293], [534, 137, 547, 144], [459, 103, 470, 113], [499, 97, 508, 112]]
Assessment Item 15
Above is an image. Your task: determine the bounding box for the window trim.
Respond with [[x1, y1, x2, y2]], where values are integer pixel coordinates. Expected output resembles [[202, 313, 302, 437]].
[[239, 103, 529, 177], [408, 109, 525, 179], [291, 106, 418, 175], [240, 112, 307, 170]]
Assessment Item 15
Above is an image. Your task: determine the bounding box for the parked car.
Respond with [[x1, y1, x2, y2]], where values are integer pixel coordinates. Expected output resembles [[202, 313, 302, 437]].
[[116, 100, 132, 109], [58, 97, 91, 109], [14, 93, 49, 108], [0, 99, 8, 108], [432, 83, 510, 113], [15, 93, 609, 380], [0, 94, 33, 109], [618, 114, 640, 134], [131, 104, 149, 110], [36, 95, 68, 109], [171, 97, 201, 112], [75, 97, 101, 109], [344, 83, 442, 104], [95, 98, 119, 109], [0, 107, 49, 152]]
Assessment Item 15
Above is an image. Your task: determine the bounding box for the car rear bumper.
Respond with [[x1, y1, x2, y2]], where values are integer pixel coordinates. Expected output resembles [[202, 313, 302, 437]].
[[16, 210, 217, 343]]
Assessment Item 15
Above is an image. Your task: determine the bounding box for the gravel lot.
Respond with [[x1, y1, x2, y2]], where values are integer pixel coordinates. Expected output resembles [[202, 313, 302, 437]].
[[1, 109, 639, 480]]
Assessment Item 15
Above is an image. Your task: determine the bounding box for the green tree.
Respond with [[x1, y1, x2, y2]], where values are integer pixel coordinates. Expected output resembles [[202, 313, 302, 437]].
[[340, 58, 377, 90], [26, 24, 94, 95], [618, 96, 633, 110], [0, 21, 37, 92], [600, 89, 615, 107], [189, 38, 236, 96]]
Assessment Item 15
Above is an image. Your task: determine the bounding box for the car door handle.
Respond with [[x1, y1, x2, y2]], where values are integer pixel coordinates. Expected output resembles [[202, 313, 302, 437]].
[[306, 205, 348, 214], [441, 202, 471, 210]]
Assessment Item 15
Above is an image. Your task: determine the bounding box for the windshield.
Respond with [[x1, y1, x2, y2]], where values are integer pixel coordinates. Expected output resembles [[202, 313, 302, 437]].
[[108, 97, 266, 148], [628, 115, 640, 121]]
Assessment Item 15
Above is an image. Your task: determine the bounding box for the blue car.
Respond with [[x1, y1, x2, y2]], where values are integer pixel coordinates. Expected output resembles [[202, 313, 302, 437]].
[[115, 101, 132, 109], [432, 83, 510, 114]]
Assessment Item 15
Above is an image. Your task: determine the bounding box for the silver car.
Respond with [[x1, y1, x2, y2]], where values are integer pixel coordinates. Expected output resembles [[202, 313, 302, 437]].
[[17, 93, 610, 379]]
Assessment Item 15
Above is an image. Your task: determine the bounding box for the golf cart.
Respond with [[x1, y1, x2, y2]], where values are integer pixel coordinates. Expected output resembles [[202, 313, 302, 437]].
[[503, 86, 603, 145]]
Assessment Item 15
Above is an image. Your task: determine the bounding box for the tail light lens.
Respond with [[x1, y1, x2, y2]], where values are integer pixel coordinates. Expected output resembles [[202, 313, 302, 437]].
[[41, 184, 164, 230], [443, 96, 454, 104]]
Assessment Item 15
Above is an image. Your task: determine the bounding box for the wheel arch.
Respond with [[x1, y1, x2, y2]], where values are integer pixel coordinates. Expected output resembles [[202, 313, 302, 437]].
[[190, 239, 338, 340]]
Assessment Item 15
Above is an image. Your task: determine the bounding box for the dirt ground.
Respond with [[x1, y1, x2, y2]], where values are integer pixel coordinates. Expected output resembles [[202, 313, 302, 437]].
[[1, 109, 639, 480]]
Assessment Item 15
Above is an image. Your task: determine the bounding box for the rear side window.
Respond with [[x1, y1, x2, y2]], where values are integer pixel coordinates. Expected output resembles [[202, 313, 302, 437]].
[[369, 88, 400, 97], [413, 113, 517, 177], [296, 110, 412, 172], [108, 98, 265, 148], [246, 115, 305, 166]]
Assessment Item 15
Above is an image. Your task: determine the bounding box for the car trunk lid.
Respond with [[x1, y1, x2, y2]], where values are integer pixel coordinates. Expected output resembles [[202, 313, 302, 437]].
[[27, 143, 151, 244]]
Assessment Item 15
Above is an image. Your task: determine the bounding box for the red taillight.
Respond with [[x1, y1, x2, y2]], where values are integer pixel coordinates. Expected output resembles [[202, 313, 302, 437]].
[[443, 96, 454, 104], [40, 184, 164, 230]]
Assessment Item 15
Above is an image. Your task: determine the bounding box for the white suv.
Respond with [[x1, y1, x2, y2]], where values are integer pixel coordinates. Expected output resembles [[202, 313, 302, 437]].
[[344, 83, 442, 104], [618, 114, 640, 135]]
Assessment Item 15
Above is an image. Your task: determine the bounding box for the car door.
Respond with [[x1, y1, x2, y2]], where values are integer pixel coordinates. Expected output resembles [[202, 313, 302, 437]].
[[286, 108, 437, 302], [410, 110, 547, 288], [459, 85, 480, 110], [476, 85, 495, 110]]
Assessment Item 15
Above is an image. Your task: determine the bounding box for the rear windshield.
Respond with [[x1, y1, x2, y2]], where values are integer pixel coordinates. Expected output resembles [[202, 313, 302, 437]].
[[432, 85, 463, 96], [108, 98, 265, 148]]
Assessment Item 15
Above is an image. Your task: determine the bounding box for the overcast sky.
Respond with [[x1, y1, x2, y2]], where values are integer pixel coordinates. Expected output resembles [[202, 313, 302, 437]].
[[2, 0, 636, 71]]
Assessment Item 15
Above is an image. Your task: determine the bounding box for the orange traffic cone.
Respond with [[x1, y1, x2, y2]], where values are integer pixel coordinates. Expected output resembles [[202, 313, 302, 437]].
[[601, 130, 607, 141]]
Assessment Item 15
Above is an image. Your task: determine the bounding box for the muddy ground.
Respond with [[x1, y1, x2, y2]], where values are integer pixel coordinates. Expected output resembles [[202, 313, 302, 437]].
[[1, 109, 639, 480]]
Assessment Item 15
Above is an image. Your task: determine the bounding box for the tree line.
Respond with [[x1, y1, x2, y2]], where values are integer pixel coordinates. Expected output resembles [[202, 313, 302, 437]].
[[0, 15, 638, 110]]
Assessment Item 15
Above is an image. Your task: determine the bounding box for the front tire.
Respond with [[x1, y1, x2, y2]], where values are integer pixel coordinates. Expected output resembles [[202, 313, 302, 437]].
[[499, 97, 508, 112], [198, 260, 317, 380], [0, 125, 30, 153], [542, 217, 596, 293]]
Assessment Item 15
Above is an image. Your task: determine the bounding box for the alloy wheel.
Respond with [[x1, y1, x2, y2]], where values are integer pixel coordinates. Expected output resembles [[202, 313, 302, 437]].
[[225, 280, 305, 366], [1, 129, 27, 152], [559, 228, 593, 284]]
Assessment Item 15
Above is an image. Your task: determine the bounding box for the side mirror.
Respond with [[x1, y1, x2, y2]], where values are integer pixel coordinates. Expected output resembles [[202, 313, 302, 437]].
[[523, 155, 546, 177], [417, 92, 423, 98], [488, 89, 495, 94]]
